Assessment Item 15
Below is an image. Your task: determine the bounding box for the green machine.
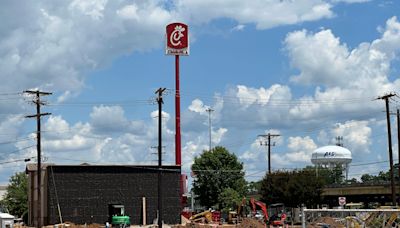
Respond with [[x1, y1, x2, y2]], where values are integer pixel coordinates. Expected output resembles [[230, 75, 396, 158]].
[[108, 204, 130, 227]]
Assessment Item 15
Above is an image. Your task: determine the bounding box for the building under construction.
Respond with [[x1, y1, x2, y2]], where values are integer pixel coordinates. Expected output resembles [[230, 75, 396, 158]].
[[26, 164, 182, 226]]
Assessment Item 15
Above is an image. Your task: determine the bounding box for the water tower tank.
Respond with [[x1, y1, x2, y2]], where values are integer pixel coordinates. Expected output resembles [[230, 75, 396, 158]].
[[311, 145, 352, 179]]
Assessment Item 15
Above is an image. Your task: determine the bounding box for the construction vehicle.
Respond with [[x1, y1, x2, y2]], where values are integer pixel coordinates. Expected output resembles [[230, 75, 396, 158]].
[[227, 211, 238, 224], [249, 198, 287, 227], [250, 198, 269, 223], [108, 204, 130, 228], [267, 203, 287, 227], [189, 210, 213, 223]]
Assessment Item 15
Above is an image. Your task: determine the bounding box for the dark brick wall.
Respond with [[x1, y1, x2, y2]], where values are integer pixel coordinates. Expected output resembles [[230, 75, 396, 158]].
[[46, 165, 181, 225]]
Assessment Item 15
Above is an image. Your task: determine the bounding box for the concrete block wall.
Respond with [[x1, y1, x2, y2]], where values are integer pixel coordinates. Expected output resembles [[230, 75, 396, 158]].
[[46, 165, 181, 225]]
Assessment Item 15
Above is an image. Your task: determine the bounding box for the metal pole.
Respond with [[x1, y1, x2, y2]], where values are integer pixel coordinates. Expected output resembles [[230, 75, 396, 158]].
[[384, 97, 396, 206], [206, 108, 214, 151], [268, 134, 271, 174], [191, 190, 194, 212], [301, 206, 306, 228], [175, 55, 181, 166], [209, 112, 211, 151]]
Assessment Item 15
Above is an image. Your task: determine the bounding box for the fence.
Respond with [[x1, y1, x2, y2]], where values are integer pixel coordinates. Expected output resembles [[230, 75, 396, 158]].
[[301, 208, 400, 228]]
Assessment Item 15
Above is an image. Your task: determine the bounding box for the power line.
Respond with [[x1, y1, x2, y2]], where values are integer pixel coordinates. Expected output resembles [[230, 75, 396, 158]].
[[0, 92, 23, 96], [48, 99, 153, 107], [0, 156, 35, 165], [0, 137, 35, 145]]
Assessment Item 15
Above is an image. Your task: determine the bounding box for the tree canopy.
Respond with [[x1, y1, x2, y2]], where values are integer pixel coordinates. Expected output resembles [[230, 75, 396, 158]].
[[0, 172, 28, 217], [260, 168, 325, 208], [191, 146, 247, 209]]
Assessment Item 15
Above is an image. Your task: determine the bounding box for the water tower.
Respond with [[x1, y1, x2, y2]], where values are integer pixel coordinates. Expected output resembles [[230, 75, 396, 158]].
[[311, 145, 352, 180]]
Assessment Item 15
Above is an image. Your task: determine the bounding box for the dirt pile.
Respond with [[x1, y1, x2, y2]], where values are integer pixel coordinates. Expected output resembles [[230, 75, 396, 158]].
[[237, 218, 265, 228], [173, 218, 265, 228]]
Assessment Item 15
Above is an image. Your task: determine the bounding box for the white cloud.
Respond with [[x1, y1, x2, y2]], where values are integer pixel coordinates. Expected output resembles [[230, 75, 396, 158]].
[[212, 128, 228, 145], [0, 0, 370, 101], [332, 0, 370, 3], [90, 105, 129, 133], [231, 24, 245, 32], [285, 136, 318, 162], [69, 0, 108, 20], [176, 0, 334, 29], [0, 0, 173, 97], [0, 0, 385, 184], [117, 5, 140, 20], [188, 99, 209, 113], [331, 120, 372, 154], [285, 17, 400, 92]]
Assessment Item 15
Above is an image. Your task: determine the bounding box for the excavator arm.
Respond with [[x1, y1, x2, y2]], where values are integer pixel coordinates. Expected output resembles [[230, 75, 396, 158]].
[[250, 198, 269, 222]]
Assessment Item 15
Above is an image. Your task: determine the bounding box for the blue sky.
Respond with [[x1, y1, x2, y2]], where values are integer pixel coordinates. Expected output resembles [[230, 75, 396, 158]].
[[0, 0, 400, 185]]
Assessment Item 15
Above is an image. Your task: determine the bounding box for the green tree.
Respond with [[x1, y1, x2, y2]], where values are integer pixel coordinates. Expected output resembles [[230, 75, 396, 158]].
[[260, 168, 325, 208], [0, 172, 28, 217], [218, 188, 241, 213], [361, 171, 391, 184], [192, 146, 247, 209], [312, 165, 345, 185]]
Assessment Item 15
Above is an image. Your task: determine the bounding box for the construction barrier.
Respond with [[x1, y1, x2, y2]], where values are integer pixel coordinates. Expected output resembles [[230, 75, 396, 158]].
[[301, 208, 400, 228]]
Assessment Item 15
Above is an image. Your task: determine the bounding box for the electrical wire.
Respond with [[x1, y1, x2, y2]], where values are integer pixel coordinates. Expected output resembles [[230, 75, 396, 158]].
[[0, 156, 35, 165], [0, 137, 35, 145]]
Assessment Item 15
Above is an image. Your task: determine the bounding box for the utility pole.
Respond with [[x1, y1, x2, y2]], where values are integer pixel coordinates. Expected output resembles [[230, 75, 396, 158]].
[[391, 109, 400, 204], [258, 133, 280, 174], [378, 93, 396, 206], [397, 109, 400, 201], [155, 88, 166, 228], [24, 90, 52, 228], [206, 108, 214, 151]]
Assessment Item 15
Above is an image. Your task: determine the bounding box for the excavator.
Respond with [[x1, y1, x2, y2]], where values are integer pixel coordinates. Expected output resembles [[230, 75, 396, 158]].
[[189, 210, 213, 223], [250, 198, 269, 222], [249, 198, 287, 227]]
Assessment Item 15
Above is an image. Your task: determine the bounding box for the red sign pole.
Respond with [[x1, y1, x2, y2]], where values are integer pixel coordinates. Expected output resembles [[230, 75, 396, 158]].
[[175, 54, 181, 166], [166, 22, 188, 167]]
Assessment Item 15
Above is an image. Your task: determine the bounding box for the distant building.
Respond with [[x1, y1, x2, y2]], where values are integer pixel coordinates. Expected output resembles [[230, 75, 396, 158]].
[[26, 164, 181, 226]]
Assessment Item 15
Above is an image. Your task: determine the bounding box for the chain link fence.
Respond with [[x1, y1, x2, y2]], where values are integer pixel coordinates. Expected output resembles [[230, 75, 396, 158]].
[[301, 208, 400, 228]]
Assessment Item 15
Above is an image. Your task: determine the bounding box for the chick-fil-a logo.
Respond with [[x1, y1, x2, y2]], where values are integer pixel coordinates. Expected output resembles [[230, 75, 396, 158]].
[[166, 23, 189, 55]]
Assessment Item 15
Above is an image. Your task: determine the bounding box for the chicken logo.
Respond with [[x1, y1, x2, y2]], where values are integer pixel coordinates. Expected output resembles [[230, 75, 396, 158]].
[[166, 23, 189, 55]]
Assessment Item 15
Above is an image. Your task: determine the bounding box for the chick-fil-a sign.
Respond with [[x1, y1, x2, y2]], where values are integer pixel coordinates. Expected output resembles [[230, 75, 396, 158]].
[[166, 23, 189, 55]]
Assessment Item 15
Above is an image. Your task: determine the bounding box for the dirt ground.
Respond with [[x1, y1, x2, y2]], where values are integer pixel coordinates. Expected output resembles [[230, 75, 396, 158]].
[[19, 217, 304, 228], [307, 216, 345, 228]]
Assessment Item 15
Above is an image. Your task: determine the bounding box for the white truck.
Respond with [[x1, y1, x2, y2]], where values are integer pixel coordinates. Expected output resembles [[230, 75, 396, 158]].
[[0, 213, 14, 228]]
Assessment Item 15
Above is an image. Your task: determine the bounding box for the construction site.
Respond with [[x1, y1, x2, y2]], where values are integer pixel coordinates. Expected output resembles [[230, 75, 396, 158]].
[[12, 23, 296, 228], [1, 5, 400, 227], [22, 163, 292, 228]]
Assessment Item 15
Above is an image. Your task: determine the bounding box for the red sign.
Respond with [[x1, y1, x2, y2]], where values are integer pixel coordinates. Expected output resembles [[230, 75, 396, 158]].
[[166, 23, 189, 55]]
